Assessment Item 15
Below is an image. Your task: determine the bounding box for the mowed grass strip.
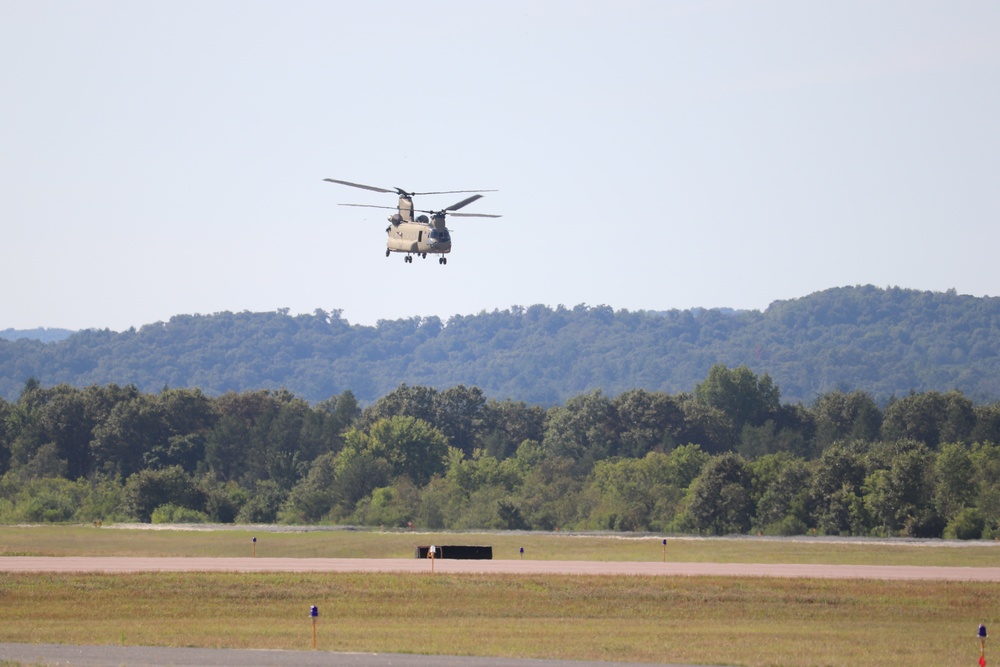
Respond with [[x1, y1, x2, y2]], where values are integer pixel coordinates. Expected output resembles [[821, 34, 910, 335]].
[[3, 525, 1000, 566], [0, 571, 992, 666]]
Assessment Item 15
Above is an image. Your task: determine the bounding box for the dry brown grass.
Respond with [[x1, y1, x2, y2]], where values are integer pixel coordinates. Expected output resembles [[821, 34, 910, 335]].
[[0, 571, 994, 666]]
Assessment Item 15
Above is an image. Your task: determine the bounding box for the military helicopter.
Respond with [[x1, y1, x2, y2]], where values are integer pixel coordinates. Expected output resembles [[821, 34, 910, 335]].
[[324, 178, 500, 264]]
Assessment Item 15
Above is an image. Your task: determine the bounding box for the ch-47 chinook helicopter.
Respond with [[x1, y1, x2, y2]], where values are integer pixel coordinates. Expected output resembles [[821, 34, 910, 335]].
[[324, 178, 500, 264]]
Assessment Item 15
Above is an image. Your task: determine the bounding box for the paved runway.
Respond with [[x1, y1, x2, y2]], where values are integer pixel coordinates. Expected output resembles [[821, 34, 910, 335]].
[[4, 556, 1000, 580]]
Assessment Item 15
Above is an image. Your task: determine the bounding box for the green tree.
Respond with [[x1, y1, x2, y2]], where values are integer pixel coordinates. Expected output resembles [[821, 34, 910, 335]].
[[204, 414, 251, 482], [808, 443, 868, 535], [515, 453, 583, 531], [664, 443, 711, 490], [445, 448, 517, 499], [235, 480, 286, 523], [251, 397, 315, 489], [694, 365, 781, 433], [940, 391, 977, 444], [862, 442, 939, 537], [675, 394, 737, 454], [812, 390, 882, 450], [685, 452, 754, 535], [434, 385, 487, 456], [345, 416, 448, 486], [971, 402, 1000, 445], [158, 388, 216, 438], [582, 452, 683, 531], [881, 391, 974, 448], [143, 434, 205, 474], [205, 389, 332, 490], [195, 477, 247, 523], [542, 390, 618, 474], [31, 385, 93, 480], [279, 451, 340, 523], [16, 442, 69, 480], [360, 384, 438, 429], [612, 389, 685, 458], [349, 478, 421, 527], [6, 380, 54, 474], [944, 507, 984, 540], [430, 449, 526, 531], [315, 389, 360, 440], [332, 446, 393, 512], [478, 399, 546, 460], [2, 477, 78, 522], [91, 394, 169, 478], [752, 453, 811, 534], [142, 388, 216, 473], [364, 416, 448, 486], [933, 441, 975, 522], [969, 442, 1000, 534], [0, 397, 12, 475], [122, 466, 203, 522]]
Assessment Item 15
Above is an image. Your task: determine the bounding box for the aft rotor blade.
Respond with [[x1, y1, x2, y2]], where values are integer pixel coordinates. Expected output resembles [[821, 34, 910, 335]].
[[413, 189, 498, 196], [413, 199, 501, 217], [445, 194, 483, 211], [324, 178, 396, 194]]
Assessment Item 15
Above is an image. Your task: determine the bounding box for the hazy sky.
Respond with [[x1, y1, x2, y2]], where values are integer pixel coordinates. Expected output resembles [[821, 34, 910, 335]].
[[3, 1, 999, 331]]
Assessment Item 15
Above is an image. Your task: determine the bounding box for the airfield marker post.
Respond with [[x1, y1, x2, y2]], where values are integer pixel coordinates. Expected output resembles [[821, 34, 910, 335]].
[[662, 539, 667, 562], [310, 605, 319, 649], [429, 545, 436, 573], [979, 623, 988, 666], [252, 536, 256, 557], [520, 547, 524, 559]]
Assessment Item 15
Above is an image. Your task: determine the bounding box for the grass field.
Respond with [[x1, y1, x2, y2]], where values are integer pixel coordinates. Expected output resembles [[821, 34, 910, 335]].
[[3, 523, 1000, 566], [1, 525, 999, 666]]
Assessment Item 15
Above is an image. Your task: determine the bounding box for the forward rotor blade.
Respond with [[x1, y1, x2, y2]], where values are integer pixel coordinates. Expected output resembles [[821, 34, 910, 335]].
[[338, 203, 398, 211], [324, 178, 396, 194], [448, 212, 502, 218]]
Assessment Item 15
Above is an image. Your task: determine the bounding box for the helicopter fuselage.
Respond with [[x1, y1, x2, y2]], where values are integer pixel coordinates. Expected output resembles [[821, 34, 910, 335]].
[[386, 220, 451, 255]]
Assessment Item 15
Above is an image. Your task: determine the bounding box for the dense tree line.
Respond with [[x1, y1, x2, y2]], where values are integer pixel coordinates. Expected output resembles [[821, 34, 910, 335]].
[[5, 367, 1000, 539], [2, 286, 1000, 406]]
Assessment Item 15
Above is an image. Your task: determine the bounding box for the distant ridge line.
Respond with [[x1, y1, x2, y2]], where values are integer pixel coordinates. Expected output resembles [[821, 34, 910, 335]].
[[1, 286, 999, 405]]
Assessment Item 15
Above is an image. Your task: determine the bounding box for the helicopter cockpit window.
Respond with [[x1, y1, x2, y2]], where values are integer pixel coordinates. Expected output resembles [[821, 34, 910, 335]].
[[430, 229, 450, 241]]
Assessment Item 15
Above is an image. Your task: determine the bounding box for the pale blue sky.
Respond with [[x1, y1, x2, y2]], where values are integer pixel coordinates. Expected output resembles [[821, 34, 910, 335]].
[[2, 1, 998, 330]]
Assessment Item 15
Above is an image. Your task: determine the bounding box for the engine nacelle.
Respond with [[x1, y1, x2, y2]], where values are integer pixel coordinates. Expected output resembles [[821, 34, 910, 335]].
[[388, 213, 403, 226]]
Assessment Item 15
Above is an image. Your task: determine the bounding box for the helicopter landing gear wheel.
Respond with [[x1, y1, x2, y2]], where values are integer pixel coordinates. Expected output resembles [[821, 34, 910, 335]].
[[405, 255, 413, 263], [385, 249, 390, 257], [439, 257, 447, 265], [422, 253, 427, 259]]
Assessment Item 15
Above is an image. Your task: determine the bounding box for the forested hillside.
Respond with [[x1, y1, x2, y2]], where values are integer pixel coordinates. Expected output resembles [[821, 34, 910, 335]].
[[1, 285, 999, 405]]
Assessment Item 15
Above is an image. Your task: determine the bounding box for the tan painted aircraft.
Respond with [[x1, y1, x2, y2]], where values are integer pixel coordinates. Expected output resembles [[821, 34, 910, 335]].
[[324, 178, 500, 264]]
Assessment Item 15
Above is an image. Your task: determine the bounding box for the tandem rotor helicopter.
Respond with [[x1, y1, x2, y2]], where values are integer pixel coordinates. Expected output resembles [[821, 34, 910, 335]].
[[324, 178, 501, 264]]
